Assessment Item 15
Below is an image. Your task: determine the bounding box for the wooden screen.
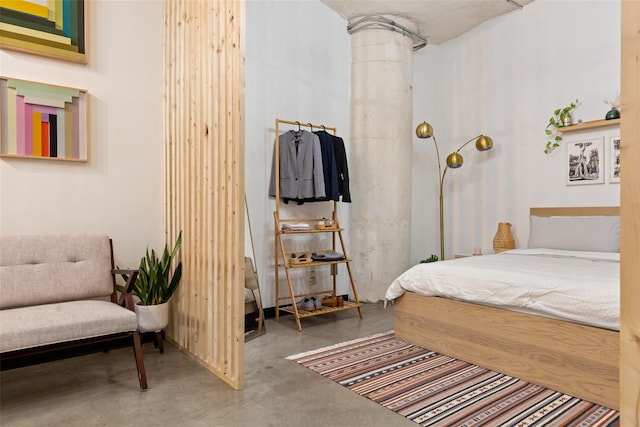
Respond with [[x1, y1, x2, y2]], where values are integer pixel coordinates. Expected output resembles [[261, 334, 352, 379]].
[[164, 0, 245, 390], [620, 1, 640, 423]]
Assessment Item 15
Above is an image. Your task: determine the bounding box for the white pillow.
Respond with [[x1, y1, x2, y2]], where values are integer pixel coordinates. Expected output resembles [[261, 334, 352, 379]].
[[528, 215, 620, 253]]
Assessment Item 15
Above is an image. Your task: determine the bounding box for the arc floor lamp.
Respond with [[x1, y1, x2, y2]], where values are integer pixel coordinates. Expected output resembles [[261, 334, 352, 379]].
[[416, 122, 494, 260]]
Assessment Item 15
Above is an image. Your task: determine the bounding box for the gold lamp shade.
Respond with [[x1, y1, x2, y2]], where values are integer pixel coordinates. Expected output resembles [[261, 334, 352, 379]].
[[475, 135, 493, 151], [446, 152, 464, 168], [447, 135, 492, 168], [416, 122, 433, 139]]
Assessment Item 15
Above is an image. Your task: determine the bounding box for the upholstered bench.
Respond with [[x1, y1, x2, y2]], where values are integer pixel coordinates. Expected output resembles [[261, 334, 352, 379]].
[[0, 235, 148, 390]]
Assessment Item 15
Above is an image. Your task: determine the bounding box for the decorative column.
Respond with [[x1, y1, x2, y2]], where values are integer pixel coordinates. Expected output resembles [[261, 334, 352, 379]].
[[348, 16, 417, 302]]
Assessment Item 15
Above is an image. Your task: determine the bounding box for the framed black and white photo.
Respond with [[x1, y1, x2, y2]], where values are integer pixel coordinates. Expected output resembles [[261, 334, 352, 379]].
[[566, 137, 604, 185], [609, 136, 621, 183]]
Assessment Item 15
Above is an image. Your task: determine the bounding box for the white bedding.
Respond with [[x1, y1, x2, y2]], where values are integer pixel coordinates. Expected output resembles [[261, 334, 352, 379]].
[[385, 248, 620, 331]]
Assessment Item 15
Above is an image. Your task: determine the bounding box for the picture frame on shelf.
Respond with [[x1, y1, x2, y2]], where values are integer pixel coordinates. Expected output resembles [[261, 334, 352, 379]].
[[0, 0, 87, 64], [566, 137, 604, 186], [609, 136, 621, 183], [0, 77, 88, 162]]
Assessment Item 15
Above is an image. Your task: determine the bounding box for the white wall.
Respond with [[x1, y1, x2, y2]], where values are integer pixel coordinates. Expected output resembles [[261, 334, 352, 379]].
[[1, 0, 620, 306], [411, 0, 621, 262], [0, 0, 165, 267], [245, 0, 351, 308]]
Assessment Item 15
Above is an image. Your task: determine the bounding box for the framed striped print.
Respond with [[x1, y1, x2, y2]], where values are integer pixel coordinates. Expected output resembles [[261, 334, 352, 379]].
[[0, 77, 88, 162], [0, 0, 87, 64]]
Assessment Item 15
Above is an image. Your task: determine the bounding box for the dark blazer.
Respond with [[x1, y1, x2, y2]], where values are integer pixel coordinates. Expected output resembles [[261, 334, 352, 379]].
[[330, 134, 351, 203], [314, 130, 339, 202]]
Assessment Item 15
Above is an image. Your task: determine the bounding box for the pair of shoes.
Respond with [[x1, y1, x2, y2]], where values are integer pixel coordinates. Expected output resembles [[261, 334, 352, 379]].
[[320, 295, 345, 307], [321, 296, 337, 307], [297, 298, 314, 311], [296, 297, 321, 311]]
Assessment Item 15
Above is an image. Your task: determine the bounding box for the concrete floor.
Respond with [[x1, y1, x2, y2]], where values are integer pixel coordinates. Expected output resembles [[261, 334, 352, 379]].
[[1, 302, 415, 427]]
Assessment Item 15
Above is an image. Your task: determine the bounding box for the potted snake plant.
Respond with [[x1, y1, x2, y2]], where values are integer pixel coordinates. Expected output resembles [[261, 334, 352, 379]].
[[122, 232, 183, 332]]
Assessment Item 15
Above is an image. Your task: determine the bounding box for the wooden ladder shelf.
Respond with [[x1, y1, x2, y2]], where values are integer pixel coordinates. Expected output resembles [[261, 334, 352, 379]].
[[272, 118, 363, 331]]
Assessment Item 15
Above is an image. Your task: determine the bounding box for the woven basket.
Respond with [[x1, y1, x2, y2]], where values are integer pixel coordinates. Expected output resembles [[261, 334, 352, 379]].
[[493, 222, 515, 253], [289, 255, 312, 266], [315, 223, 336, 230]]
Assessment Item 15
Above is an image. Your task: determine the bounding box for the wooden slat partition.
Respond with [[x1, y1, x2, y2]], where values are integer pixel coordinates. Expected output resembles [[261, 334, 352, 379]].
[[164, 0, 245, 389], [620, 1, 640, 424]]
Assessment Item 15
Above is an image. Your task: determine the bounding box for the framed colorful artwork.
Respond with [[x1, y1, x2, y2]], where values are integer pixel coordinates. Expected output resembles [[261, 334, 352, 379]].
[[566, 137, 604, 186], [609, 136, 620, 183], [0, 77, 88, 162], [0, 0, 87, 64]]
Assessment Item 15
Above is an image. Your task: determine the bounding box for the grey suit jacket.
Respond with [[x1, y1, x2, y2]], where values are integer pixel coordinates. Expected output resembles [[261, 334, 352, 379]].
[[269, 130, 326, 200]]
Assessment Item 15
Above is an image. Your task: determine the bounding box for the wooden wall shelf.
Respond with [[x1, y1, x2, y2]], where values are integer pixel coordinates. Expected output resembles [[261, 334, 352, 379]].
[[558, 118, 620, 133]]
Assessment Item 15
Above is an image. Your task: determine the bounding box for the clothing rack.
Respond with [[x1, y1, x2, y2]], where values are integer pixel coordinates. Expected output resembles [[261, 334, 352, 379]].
[[272, 118, 362, 331], [273, 118, 337, 219]]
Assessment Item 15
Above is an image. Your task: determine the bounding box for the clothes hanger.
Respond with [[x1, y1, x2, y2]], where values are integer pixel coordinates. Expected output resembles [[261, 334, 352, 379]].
[[308, 123, 313, 132]]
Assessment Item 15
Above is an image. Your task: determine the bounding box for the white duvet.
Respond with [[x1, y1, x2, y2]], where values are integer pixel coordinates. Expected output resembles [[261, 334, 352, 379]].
[[385, 248, 620, 331]]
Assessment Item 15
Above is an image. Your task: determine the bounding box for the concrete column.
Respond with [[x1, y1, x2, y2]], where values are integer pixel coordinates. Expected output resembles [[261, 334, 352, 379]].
[[349, 16, 415, 302]]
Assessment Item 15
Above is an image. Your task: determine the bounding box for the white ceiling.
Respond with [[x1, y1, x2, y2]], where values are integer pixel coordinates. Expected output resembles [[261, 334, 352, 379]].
[[321, 0, 534, 45]]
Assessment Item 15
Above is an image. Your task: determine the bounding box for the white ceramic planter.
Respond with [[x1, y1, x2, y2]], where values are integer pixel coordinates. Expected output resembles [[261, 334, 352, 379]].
[[134, 301, 169, 332]]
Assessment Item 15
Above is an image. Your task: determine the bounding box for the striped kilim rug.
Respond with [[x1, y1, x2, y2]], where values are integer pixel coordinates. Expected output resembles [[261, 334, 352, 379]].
[[287, 331, 619, 427]]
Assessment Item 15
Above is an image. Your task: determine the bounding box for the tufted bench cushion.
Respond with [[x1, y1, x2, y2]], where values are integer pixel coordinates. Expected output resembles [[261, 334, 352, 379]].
[[0, 300, 138, 353]]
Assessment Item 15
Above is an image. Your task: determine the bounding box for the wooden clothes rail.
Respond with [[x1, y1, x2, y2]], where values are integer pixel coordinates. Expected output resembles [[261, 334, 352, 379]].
[[272, 118, 362, 331], [275, 118, 337, 133]]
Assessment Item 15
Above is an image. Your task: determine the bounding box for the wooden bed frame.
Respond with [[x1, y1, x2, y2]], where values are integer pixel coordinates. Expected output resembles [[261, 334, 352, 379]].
[[394, 207, 620, 410]]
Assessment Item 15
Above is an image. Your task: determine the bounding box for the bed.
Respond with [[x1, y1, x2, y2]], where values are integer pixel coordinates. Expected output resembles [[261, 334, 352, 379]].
[[387, 207, 620, 410]]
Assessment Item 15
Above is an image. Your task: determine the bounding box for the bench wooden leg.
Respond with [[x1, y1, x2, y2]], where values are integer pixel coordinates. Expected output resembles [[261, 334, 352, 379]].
[[132, 330, 148, 390]]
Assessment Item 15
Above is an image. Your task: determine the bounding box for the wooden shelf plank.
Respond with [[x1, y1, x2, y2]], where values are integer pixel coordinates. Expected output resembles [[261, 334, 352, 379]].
[[558, 118, 620, 133], [278, 301, 361, 318], [284, 259, 351, 268], [279, 227, 342, 234]]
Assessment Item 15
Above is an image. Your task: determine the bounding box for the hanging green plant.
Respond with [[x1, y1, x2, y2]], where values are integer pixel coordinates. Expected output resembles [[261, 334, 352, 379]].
[[544, 99, 580, 154]]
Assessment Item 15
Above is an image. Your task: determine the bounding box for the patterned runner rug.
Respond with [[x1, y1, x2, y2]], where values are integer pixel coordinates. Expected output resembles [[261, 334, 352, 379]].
[[287, 331, 619, 427]]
